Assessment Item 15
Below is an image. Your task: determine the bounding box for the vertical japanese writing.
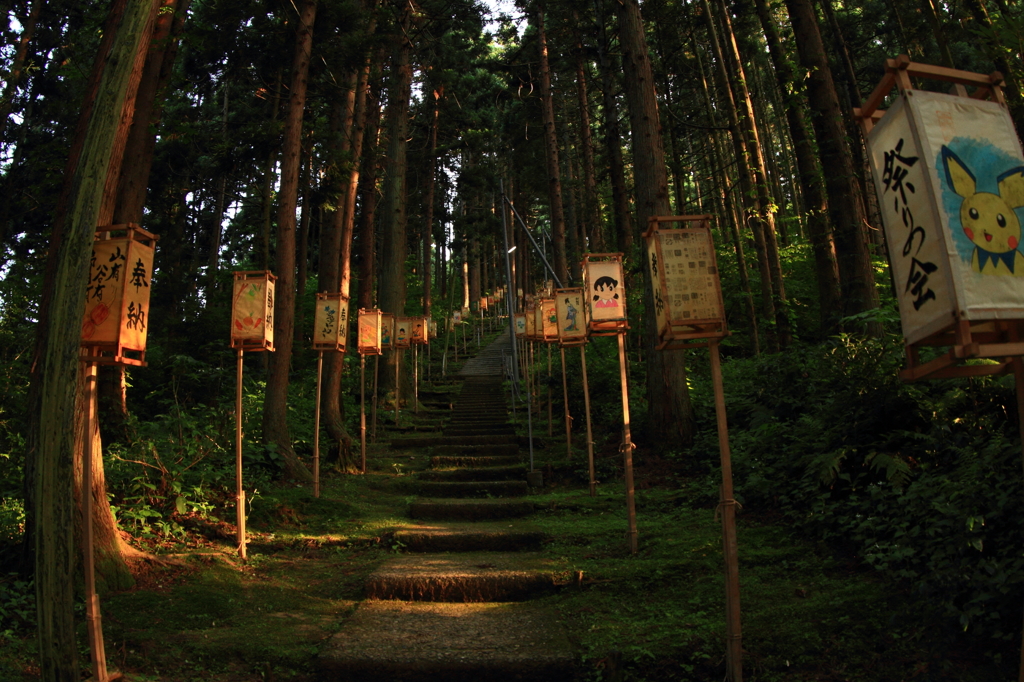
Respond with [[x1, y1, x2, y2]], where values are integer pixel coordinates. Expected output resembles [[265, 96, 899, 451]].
[[883, 138, 938, 311]]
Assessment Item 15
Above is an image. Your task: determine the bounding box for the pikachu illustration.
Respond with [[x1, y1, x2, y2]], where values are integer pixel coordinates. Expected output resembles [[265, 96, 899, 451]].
[[942, 145, 1024, 275]]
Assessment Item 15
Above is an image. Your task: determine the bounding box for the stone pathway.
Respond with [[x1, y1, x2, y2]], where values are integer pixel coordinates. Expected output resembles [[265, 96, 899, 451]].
[[319, 333, 575, 681]]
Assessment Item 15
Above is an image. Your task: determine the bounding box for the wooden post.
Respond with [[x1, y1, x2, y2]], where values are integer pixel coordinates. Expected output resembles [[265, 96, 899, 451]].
[[414, 344, 419, 416], [561, 346, 571, 461], [235, 348, 246, 560], [617, 332, 638, 554], [313, 351, 322, 498], [580, 345, 596, 497], [711, 340, 743, 682], [83, 360, 109, 682], [395, 350, 401, 427], [361, 355, 367, 474]]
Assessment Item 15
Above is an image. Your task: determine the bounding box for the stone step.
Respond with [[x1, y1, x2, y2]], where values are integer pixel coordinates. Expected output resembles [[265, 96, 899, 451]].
[[392, 435, 513, 448], [393, 527, 547, 553], [419, 465, 526, 482], [430, 454, 521, 467], [442, 428, 517, 438], [365, 553, 558, 602], [318, 601, 574, 682], [431, 444, 519, 457], [409, 499, 534, 521], [414, 480, 528, 498]]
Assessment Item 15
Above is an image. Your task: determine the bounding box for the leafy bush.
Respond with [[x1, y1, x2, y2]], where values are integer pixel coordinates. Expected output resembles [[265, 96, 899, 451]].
[[688, 332, 1024, 646]]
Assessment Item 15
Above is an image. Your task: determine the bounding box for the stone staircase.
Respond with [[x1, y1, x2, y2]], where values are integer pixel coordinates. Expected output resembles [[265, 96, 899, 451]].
[[319, 332, 575, 681]]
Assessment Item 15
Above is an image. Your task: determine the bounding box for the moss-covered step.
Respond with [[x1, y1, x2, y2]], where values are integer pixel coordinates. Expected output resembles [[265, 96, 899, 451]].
[[394, 523, 547, 552], [364, 553, 559, 601], [418, 465, 527, 482], [320, 602, 573, 680], [429, 454, 521, 468], [414, 480, 528, 498], [430, 444, 520, 457], [409, 498, 534, 521], [391, 435, 513, 448]]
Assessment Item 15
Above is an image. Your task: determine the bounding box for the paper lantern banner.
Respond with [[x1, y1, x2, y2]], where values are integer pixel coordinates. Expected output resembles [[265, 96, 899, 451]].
[[313, 293, 349, 351], [644, 216, 727, 347], [81, 225, 158, 365], [583, 254, 628, 334], [231, 271, 276, 352], [514, 313, 527, 337], [380, 313, 395, 350], [555, 288, 588, 345], [357, 309, 383, 355], [537, 298, 558, 342], [395, 317, 412, 348], [412, 317, 429, 345]]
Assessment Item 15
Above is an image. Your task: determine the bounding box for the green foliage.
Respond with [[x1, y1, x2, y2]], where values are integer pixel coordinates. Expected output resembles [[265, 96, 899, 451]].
[[688, 333, 1024, 649]]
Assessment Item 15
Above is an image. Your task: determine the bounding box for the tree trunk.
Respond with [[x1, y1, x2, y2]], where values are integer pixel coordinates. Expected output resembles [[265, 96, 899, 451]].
[[356, 51, 384, 310], [596, 0, 632, 254], [616, 0, 694, 448], [378, 1, 414, 402], [785, 0, 880, 326], [573, 25, 603, 252], [535, 6, 569, 286], [423, 84, 440, 317], [262, 0, 316, 483], [713, 0, 790, 347], [752, 0, 841, 334], [33, 0, 158, 677], [701, 0, 776, 347]]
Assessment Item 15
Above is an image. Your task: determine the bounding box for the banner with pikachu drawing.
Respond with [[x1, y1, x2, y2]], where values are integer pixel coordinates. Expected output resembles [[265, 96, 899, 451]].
[[867, 89, 1024, 344]]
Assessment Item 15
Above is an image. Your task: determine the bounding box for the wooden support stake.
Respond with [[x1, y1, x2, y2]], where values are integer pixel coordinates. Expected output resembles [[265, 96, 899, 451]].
[[313, 351, 322, 498], [580, 345, 596, 497], [235, 349, 246, 561], [395, 350, 401, 427], [617, 333, 638, 554], [83, 361, 109, 682], [710, 341, 743, 682], [561, 346, 572, 461], [1012, 356, 1024, 682], [360, 355, 367, 474], [414, 344, 420, 415]]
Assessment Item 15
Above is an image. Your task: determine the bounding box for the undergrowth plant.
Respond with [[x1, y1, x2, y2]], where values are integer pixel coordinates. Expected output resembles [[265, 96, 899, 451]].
[[687, 330, 1024, 652]]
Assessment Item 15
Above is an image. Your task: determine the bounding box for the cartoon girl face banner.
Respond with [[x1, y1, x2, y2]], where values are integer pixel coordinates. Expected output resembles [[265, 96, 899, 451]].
[[867, 90, 1024, 344], [357, 309, 382, 355], [585, 259, 627, 323], [556, 289, 587, 344], [231, 271, 276, 350], [313, 293, 349, 351]]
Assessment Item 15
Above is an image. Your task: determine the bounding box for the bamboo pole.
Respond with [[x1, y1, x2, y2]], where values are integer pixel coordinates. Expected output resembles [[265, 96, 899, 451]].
[[414, 344, 419, 415], [580, 344, 596, 496], [561, 346, 571, 460], [710, 340, 743, 682], [313, 351, 323, 498], [83, 360, 109, 682], [235, 349, 246, 560], [360, 355, 367, 474], [395, 350, 401, 427], [617, 332, 638, 554]]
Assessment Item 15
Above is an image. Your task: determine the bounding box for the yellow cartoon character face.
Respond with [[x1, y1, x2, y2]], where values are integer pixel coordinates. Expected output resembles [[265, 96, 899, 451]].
[[943, 146, 1024, 275]]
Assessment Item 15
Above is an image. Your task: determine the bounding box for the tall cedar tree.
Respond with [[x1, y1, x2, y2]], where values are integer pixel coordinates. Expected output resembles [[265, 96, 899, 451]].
[[262, 0, 317, 482], [616, 0, 694, 447], [33, 1, 159, 676]]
